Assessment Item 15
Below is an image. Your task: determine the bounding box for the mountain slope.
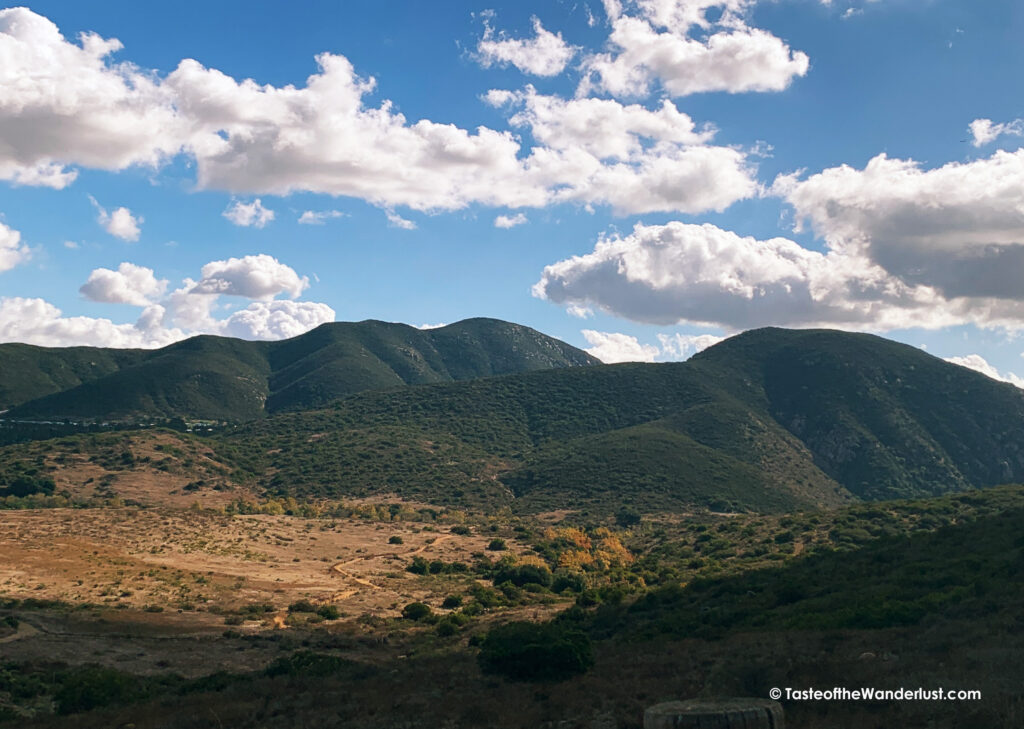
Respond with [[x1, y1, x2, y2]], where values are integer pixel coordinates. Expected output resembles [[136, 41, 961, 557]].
[[5, 326, 1023, 514], [214, 327, 1024, 512], [1, 318, 600, 421], [688, 328, 1024, 499]]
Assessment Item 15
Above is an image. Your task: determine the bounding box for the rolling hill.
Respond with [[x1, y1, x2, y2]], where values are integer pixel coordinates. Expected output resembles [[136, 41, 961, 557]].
[[4, 326, 1023, 515], [0, 318, 600, 421], [214, 327, 1024, 513]]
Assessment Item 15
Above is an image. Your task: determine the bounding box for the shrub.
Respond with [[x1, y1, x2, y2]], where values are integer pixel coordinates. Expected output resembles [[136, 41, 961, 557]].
[[442, 595, 463, 609], [264, 650, 352, 678], [436, 619, 459, 637], [288, 600, 316, 613], [402, 602, 432, 621], [317, 604, 341, 620], [488, 538, 507, 551], [55, 667, 140, 715], [477, 621, 594, 682], [407, 556, 429, 575], [451, 525, 472, 536], [389, 535, 404, 545]]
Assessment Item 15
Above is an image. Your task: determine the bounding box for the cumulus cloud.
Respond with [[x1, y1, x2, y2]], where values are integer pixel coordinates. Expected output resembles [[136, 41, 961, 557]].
[[0, 8, 758, 218], [0, 7, 184, 189], [487, 86, 756, 214], [945, 354, 1024, 389], [0, 221, 31, 272], [223, 199, 275, 228], [0, 254, 332, 348], [535, 221, 981, 331], [774, 150, 1024, 302], [656, 332, 724, 358], [969, 118, 1024, 148], [190, 254, 309, 299], [578, 2, 809, 98], [581, 329, 659, 362], [298, 209, 344, 225], [477, 16, 577, 77], [495, 213, 528, 228], [79, 262, 168, 306], [90, 197, 142, 241], [582, 328, 724, 363]]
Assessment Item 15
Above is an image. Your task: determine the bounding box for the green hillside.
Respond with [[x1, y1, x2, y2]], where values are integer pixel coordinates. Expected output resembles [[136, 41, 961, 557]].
[[4, 326, 1023, 514], [217, 327, 1024, 512], [1, 319, 599, 421]]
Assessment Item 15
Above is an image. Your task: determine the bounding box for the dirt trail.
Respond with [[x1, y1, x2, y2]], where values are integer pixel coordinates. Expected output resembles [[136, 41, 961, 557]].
[[327, 534, 455, 601]]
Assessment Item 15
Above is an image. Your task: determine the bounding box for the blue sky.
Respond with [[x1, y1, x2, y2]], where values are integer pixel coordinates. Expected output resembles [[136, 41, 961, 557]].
[[1, 1, 1023, 384]]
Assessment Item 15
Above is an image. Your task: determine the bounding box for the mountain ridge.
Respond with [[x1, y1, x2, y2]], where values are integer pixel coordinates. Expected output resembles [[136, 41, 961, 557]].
[[0, 317, 601, 421]]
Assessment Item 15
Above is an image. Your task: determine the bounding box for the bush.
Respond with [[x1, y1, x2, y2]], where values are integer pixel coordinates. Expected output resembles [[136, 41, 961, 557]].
[[402, 602, 432, 621], [488, 538, 507, 551], [477, 621, 594, 682], [436, 619, 459, 637], [317, 604, 341, 620], [55, 667, 140, 715], [264, 650, 352, 677], [442, 595, 463, 609], [407, 556, 429, 575], [288, 600, 316, 613], [389, 535, 404, 545], [451, 525, 472, 536]]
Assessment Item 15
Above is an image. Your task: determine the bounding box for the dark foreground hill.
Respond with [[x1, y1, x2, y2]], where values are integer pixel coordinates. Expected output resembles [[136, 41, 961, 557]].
[[0, 318, 599, 421]]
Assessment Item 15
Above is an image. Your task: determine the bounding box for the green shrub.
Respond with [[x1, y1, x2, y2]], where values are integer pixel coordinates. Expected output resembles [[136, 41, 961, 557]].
[[317, 604, 341, 620], [55, 667, 140, 715], [388, 535, 404, 545], [402, 602, 432, 621], [488, 538, 507, 551], [264, 650, 352, 677], [442, 595, 463, 609], [477, 621, 594, 682], [288, 600, 316, 613], [436, 619, 459, 637]]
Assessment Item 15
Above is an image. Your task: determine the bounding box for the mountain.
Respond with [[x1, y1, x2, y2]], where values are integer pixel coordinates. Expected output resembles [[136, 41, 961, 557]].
[[0, 318, 600, 421], [205, 327, 1024, 513], [4, 325, 1023, 515]]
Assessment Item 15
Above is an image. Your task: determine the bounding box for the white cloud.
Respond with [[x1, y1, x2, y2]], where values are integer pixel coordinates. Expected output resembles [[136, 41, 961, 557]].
[[487, 86, 757, 215], [535, 221, 973, 331], [415, 322, 448, 330], [0, 252, 333, 348], [0, 8, 758, 218], [0, 221, 31, 272], [477, 16, 577, 77], [581, 329, 659, 362], [217, 300, 336, 340], [298, 209, 344, 225], [774, 149, 1024, 303], [969, 118, 1024, 148], [495, 213, 528, 228], [79, 262, 168, 306], [223, 199, 275, 228], [90, 197, 142, 241], [385, 210, 417, 230], [577, 2, 809, 98], [656, 332, 724, 358], [191, 254, 309, 299], [0, 8, 184, 189], [0, 297, 181, 348], [945, 354, 1024, 389]]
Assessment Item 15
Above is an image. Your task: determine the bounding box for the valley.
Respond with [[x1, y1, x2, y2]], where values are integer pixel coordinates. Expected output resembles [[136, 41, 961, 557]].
[[1, 321, 1022, 728]]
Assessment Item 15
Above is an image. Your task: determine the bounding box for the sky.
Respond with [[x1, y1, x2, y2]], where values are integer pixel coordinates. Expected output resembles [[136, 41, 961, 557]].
[[1, 0, 1024, 384]]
